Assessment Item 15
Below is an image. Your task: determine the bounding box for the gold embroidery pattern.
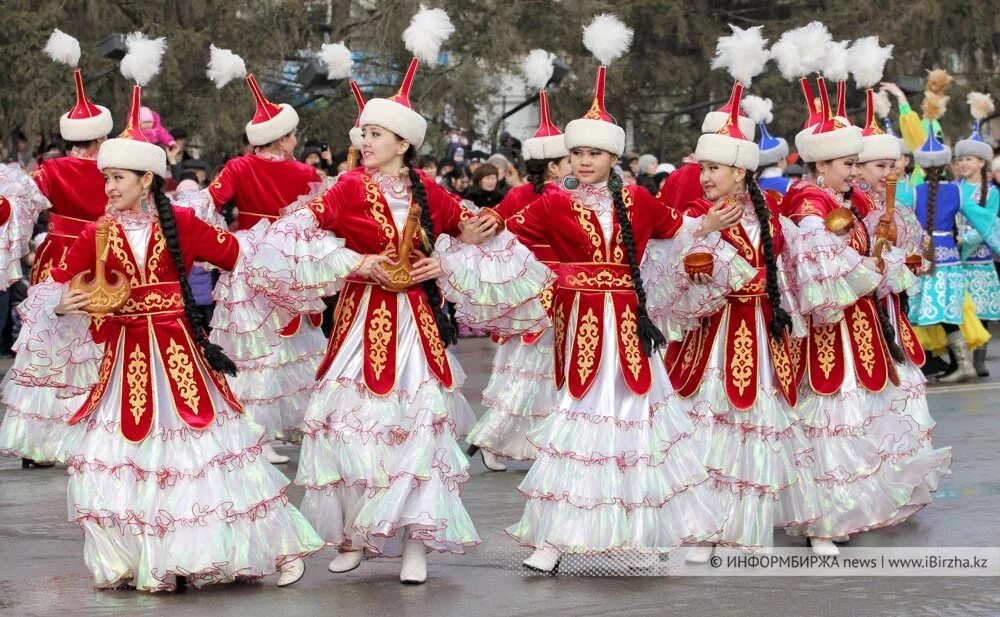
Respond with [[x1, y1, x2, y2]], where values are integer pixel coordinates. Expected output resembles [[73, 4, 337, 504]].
[[681, 333, 697, 373], [108, 223, 139, 286], [619, 304, 642, 380], [365, 177, 398, 256], [417, 301, 447, 373], [308, 197, 326, 215], [814, 324, 837, 378], [563, 268, 633, 290], [120, 291, 183, 315], [849, 306, 876, 376], [575, 308, 600, 383], [788, 337, 803, 374], [899, 317, 916, 356], [165, 339, 200, 413], [126, 344, 149, 426], [583, 98, 603, 120], [572, 201, 603, 261], [334, 293, 358, 343], [612, 189, 634, 262], [367, 301, 393, 380], [796, 199, 824, 220], [727, 229, 755, 261], [540, 286, 554, 313], [554, 300, 567, 375], [146, 225, 165, 284], [768, 335, 793, 391], [730, 320, 754, 396]]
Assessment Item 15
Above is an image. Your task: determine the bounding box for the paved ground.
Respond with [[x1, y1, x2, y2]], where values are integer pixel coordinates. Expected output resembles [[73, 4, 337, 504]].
[[1, 337, 999, 617]]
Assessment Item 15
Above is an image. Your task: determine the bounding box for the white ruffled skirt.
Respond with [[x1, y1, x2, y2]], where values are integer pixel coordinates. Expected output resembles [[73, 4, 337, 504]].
[[295, 288, 481, 558], [62, 337, 323, 592], [794, 318, 951, 539], [506, 299, 723, 554], [677, 305, 821, 549], [467, 329, 558, 461]]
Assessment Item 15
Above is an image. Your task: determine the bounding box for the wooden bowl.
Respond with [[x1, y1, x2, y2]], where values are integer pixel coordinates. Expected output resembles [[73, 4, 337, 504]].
[[824, 207, 855, 235], [905, 254, 923, 274], [684, 252, 715, 278]]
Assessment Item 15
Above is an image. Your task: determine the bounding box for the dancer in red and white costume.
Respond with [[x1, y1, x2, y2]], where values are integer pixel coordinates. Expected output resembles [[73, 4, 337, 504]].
[[504, 14, 756, 574], [177, 45, 349, 463], [14, 33, 322, 592], [665, 26, 821, 558], [773, 24, 950, 554], [0, 30, 113, 466], [466, 49, 571, 471], [248, 7, 552, 584]]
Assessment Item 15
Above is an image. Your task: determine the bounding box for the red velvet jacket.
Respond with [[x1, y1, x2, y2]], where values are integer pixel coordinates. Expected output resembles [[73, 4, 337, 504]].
[[208, 154, 320, 229]]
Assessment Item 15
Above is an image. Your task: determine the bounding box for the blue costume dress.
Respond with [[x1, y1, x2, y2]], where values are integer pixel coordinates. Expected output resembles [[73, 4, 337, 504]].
[[956, 180, 1000, 321]]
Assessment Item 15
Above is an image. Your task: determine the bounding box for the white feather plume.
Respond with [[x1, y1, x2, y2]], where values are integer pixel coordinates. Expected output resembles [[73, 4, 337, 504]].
[[43, 29, 81, 67], [710, 25, 770, 86], [967, 92, 995, 121], [120, 32, 167, 87], [848, 36, 893, 89], [741, 95, 774, 124], [402, 5, 454, 66], [822, 40, 850, 82], [770, 21, 832, 81], [582, 14, 633, 66], [874, 90, 891, 119], [318, 42, 353, 79], [522, 49, 555, 91], [206, 45, 247, 89]]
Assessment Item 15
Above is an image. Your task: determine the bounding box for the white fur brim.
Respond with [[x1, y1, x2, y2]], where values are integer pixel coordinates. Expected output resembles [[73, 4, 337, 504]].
[[349, 126, 363, 149], [522, 134, 569, 161], [798, 126, 863, 163], [564, 118, 625, 157], [859, 133, 901, 163], [701, 111, 756, 140], [358, 98, 427, 149], [913, 145, 953, 169], [60, 106, 113, 142], [794, 127, 815, 162], [97, 138, 168, 178], [758, 138, 789, 166], [245, 104, 300, 146], [694, 133, 760, 171], [954, 139, 993, 162]]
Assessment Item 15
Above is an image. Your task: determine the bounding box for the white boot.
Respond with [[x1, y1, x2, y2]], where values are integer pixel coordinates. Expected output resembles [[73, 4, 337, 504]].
[[277, 558, 305, 587], [400, 536, 427, 584], [328, 550, 363, 573], [261, 441, 290, 464], [523, 546, 561, 573], [831, 535, 850, 543], [810, 538, 840, 556], [481, 450, 508, 472], [685, 542, 715, 564]]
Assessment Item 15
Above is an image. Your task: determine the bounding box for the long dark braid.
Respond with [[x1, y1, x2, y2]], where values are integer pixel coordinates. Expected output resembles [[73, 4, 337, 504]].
[[609, 171, 665, 357], [923, 166, 941, 274], [525, 158, 550, 195], [405, 150, 458, 347], [151, 176, 238, 375], [747, 177, 793, 340], [848, 201, 906, 363], [979, 165, 989, 208]]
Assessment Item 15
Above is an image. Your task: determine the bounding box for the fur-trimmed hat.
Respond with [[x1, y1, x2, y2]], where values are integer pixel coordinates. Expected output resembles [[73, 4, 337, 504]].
[[97, 33, 168, 178], [44, 30, 113, 142], [564, 14, 632, 156], [954, 92, 995, 161], [358, 5, 455, 149], [520, 49, 569, 161]]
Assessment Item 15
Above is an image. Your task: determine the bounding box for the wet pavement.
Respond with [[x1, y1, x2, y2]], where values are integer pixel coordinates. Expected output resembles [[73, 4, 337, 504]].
[[1, 337, 999, 617]]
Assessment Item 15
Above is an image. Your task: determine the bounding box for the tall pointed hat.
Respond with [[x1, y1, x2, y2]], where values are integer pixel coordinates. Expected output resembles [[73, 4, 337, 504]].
[[44, 30, 114, 141], [97, 33, 168, 177], [358, 5, 455, 149], [848, 37, 899, 163], [520, 49, 568, 161]]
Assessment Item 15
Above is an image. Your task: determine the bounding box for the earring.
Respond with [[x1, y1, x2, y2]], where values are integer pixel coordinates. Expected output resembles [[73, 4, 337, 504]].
[[140, 191, 153, 211], [607, 175, 623, 192], [563, 176, 579, 190], [816, 175, 825, 188]]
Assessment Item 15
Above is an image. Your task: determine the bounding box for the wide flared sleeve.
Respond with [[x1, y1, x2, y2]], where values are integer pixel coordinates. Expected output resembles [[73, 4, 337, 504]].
[[172, 188, 228, 229], [246, 206, 363, 314], [436, 228, 555, 336], [780, 215, 882, 324], [959, 185, 1000, 256], [6, 281, 100, 396], [641, 215, 756, 336], [0, 164, 50, 285]]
